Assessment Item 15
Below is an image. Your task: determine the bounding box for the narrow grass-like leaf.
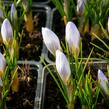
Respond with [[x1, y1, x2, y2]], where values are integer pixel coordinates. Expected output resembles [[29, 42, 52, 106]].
[[92, 33, 109, 50], [99, 22, 109, 40], [90, 42, 107, 53], [52, 0, 65, 17]]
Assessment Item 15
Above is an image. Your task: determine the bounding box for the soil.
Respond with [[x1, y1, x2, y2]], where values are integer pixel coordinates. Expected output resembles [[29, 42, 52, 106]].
[[52, 10, 65, 42], [6, 63, 38, 109], [43, 72, 67, 109], [19, 7, 47, 61]]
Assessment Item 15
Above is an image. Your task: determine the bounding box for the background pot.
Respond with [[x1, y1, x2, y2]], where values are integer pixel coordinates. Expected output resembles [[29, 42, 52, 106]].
[[6, 61, 43, 109], [0, 3, 51, 61], [4, 0, 51, 5], [42, 64, 67, 109], [18, 4, 51, 61], [43, 8, 65, 63], [32, 0, 51, 5]]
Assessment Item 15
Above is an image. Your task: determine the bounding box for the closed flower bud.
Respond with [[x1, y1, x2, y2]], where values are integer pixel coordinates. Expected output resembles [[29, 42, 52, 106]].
[[0, 52, 6, 77], [56, 49, 71, 84], [10, 3, 17, 22], [0, 78, 3, 87], [66, 21, 80, 56], [98, 69, 109, 95], [42, 27, 61, 56], [107, 17, 109, 33], [1, 18, 13, 46], [0, 8, 4, 18], [77, 0, 86, 15]]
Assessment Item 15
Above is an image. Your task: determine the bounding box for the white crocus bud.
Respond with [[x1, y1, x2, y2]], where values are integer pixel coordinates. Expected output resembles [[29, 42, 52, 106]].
[[0, 78, 3, 87], [0, 52, 6, 77], [1, 18, 13, 46], [56, 49, 71, 84], [77, 0, 86, 14], [10, 3, 17, 22], [98, 69, 109, 95], [0, 8, 4, 18], [107, 17, 109, 33], [42, 27, 61, 56], [66, 21, 80, 56]]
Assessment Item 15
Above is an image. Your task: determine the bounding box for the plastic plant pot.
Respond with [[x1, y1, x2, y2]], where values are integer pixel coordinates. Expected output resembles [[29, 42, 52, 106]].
[[42, 62, 109, 109], [45, 8, 100, 63], [0, 3, 51, 61], [32, 0, 51, 5], [4, 0, 51, 5], [41, 64, 67, 109], [6, 61, 44, 109], [18, 4, 51, 61], [44, 8, 65, 63]]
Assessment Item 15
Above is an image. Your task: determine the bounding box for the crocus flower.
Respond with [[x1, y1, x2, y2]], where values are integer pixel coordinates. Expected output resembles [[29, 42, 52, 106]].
[[56, 49, 71, 84], [10, 3, 17, 22], [42, 27, 61, 56], [66, 21, 80, 56], [0, 8, 4, 18], [98, 69, 109, 95], [0, 52, 6, 77], [107, 17, 109, 33], [0, 78, 3, 87], [77, 0, 86, 14], [1, 18, 13, 46]]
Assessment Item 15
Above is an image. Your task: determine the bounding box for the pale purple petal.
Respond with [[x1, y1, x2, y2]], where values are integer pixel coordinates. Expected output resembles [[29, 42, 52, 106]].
[[77, 0, 86, 14], [42, 27, 61, 55], [10, 3, 16, 21], [98, 69, 109, 95], [1, 18, 13, 44], [0, 78, 3, 86], [108, 17, 109, 33], [0, 8, 4, 18], [56, 50, 71, 83], [0, 52, 6, 72], [66, 21, 80, 51]]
